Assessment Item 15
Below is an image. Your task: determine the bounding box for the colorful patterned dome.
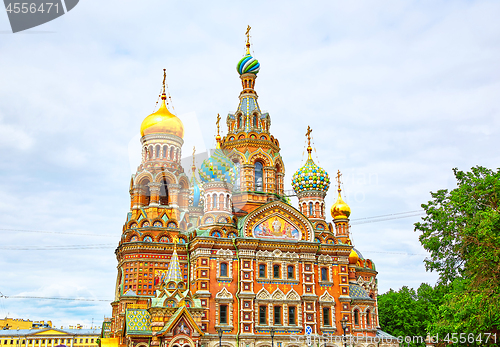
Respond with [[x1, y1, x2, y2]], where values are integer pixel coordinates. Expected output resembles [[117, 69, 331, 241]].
[[199, 148, 236, 184], [292, 158, 331, 194], [237, 54, 260, 75]]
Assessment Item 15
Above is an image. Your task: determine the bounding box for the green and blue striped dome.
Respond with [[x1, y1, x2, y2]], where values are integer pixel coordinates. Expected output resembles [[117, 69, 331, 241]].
[[237, 54, 260, 75], [292, 158, 331, 194]]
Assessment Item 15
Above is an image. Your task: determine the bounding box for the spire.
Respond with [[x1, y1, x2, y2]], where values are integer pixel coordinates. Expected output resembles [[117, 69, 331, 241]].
[[215, 113, 222, 148], [336, 169, 342, 193], [161, 68, 166, 101], [306, 125, 312, 159], [245, 25, 251, 55], [192, 146, 196, 173], [165, 236, 182, 284]]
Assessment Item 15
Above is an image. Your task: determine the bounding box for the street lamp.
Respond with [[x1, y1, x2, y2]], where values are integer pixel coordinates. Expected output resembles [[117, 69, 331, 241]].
[[340, 317, 348, 347], [217, 328, 223, 347], [270, 327, 275, 347]]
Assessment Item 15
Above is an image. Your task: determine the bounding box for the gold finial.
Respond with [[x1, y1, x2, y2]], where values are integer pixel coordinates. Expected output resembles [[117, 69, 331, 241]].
[[161, 69, 166, 100], [192, 146, 196, 172], [306, 126, 312, 159], [245, 25, 251, 55], [336, 170, 342, 192], [216, 113, 222, 148]]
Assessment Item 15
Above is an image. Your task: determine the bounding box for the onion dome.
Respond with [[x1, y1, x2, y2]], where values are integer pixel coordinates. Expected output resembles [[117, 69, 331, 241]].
[[331, 189, 351, 220], [237, 54, 260, 75], [349, 249, 359, 264], [140, 94, 184, 138], [199, 148, 236, 184], [292, 157, 331, 193]]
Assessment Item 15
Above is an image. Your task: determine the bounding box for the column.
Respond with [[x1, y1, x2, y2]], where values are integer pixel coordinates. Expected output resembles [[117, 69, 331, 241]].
[[148, 182, 161, 206]]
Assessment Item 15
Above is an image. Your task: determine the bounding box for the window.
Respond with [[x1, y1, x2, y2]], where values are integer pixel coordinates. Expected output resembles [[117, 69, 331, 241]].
[[220, 263, 228, 277], [309, 202, 313, 216], [323, 307, 331, 326], [288, 306, 296, 325], [234, 161, 241, 190], [159, 179, 169, 205], [254, 162, 263, 191], [220, 304, 228, 324], [259, 264, 266, 278], [367, 310, 371, 326], [354, 309, 359, 325], [212, 193, 217, 209], [259, 306, 267, 325], [273, 264, 280, 278], [287, 265, 294, 279], [274, 306, 282, 325], [321, 267, 328, 281]]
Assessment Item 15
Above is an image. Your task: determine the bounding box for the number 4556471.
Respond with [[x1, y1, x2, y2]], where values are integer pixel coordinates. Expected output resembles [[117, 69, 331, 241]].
[[6, 3, 59, 14]]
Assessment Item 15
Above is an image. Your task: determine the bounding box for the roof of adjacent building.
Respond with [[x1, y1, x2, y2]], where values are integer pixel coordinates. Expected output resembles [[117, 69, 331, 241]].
[[0, 328, 101, 337], [349, 284, 374, 300]]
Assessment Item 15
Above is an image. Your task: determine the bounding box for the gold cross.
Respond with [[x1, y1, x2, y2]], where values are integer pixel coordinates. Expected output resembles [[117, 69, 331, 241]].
[[245, 25, 251, 54], [216, 113, 221, 136], [305, 126, 312, 147], [336, 170, 342, 191], [162, 69, 166, 94]]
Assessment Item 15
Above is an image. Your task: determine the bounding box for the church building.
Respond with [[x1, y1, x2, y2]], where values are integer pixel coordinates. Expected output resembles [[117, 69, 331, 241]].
[[104, 28, 397, 347]]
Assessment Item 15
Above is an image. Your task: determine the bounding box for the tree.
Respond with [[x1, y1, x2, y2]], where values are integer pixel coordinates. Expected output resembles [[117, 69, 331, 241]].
[[415, 166, 500, 338], [378, 283, 448, 346]]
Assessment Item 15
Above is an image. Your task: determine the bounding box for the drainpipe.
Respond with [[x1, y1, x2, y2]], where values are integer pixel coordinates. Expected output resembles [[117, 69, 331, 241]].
[[232, 238, 241, 347]]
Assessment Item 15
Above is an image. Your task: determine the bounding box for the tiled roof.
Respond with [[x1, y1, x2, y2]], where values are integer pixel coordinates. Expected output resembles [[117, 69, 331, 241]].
[[349, 284, 373, 300], [125, 309, 151, 335]]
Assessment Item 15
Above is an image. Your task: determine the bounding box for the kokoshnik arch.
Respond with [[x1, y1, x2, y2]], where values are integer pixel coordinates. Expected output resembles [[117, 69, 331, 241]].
[[103, 28, 399, 347]]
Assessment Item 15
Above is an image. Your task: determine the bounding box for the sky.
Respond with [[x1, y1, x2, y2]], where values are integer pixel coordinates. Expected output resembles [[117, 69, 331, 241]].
[[0, 0, 499, 329]]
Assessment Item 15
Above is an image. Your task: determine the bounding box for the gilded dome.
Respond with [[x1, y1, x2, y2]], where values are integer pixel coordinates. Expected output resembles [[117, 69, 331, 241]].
[[349, 249, 359, 264], [331, 190, 351, 220], [140, 98, 184, 138]]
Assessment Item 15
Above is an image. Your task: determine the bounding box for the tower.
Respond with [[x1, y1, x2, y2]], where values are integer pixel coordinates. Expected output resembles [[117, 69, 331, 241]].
[[331, 170, 352, 244], [198, 115, 236, 226], [292, 126, 331, 222], [221, 26, 285, 214]]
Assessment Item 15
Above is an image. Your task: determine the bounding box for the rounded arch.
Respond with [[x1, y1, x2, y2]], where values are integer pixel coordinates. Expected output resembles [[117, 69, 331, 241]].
[[157, 233, 171, 243], [167, 336, 195, 347], [179, 175, 189, 190], [142, 233, 154, 242], [134, 171, 154, 186], [126, 233, 140, 242], [155, 171, 177, 185], [248, 149, 273, 167]]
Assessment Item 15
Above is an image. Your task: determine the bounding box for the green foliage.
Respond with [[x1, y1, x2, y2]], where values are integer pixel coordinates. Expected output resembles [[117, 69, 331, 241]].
[[414, 166, 500, 340], [378, 283, 448, 346]]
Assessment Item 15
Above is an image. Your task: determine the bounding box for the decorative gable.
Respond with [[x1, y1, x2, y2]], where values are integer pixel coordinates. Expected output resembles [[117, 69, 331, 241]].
[[243, 201, 314, 242], [256, 288, 271, 300]]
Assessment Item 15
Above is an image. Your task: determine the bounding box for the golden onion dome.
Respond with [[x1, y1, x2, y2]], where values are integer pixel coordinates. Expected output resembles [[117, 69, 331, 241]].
[[331, 189, 351, 220], [349, 249, 359, 264], [140, 96, 184, 138]]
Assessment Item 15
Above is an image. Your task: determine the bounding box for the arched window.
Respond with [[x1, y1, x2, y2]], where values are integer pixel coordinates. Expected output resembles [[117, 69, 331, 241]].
[[309, 202, 313, 216], [321, 267, 328, 281], [367, 310, 371, 326], [169, 147, 174, 160], [162, 145, 167, 158], [155, 145, 160, 158], [212, 193, 217, 209], [159, 179, 169, 205], [253, 115, 257, 127], [259, 264, 266, 278], [273, 264, 280, 278], [240, 115, 244, 129], [354, 310, 360, 325], [254, 162, 263, 192], [287, 265, 294, 279], [141, 179, 151, 206], [226, 194, 230, 209], [148, 146, 153, 160], [220, 263, 228, 277], [176, 148, 180, 162]]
